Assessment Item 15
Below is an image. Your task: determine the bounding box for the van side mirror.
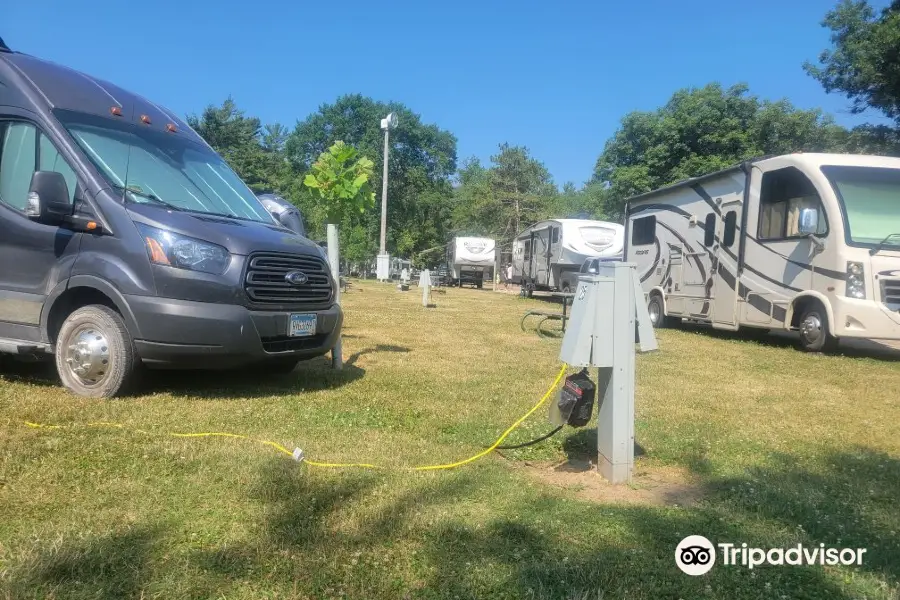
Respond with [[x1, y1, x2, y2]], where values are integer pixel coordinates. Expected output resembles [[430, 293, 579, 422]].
[[798, 208, 819, 236], [26, 171, 73, 225]]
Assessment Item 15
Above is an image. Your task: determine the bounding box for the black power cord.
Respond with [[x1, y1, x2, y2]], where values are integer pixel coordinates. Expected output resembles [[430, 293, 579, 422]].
[[492, 424, 564, 450]]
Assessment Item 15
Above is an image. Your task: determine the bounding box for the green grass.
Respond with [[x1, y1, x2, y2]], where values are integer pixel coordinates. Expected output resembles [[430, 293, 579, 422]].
[[1, 281, 899, 599]]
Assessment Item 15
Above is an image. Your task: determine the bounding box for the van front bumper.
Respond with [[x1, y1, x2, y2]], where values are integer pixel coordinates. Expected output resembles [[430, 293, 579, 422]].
[[831, 295, 900, 341], [124, 295, 342, 368]]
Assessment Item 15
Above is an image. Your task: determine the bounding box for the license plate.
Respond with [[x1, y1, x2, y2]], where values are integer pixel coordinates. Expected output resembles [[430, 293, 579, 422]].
[[289, 313, 317, 337]]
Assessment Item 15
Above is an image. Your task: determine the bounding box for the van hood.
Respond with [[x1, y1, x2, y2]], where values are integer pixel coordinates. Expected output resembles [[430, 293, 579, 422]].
[[126, 204, 322, 256]]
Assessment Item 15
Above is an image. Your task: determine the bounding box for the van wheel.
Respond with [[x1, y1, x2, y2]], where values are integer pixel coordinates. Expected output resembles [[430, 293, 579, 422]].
[[798, 303, 839, 353], [56, 305, 140, 398]]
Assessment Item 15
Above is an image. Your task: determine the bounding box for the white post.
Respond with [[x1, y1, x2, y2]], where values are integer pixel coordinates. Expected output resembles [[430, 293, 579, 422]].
[[377, 126, 391, 281], [421, 269, 431, 306], [327, 224, 342, 370]]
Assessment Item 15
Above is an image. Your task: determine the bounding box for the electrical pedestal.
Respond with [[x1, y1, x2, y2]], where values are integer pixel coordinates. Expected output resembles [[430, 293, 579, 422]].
[[557, 262, 657, 484]]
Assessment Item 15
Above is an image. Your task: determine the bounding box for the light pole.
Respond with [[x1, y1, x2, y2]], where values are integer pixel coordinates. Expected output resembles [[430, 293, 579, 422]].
[[376, 112, 398, 281]]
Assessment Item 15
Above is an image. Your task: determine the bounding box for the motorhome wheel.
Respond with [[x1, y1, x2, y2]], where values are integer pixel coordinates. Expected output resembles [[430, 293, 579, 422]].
[[798, 304, 838, 352], [647, 295, 664, 328]]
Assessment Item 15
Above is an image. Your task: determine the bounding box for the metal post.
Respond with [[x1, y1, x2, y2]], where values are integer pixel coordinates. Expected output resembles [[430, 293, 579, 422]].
[[377, 127, 391, 281], [327, 224, 342, 370]]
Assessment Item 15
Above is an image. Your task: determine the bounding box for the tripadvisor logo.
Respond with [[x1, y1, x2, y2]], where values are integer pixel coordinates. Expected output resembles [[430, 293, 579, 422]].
[[675, 536, 867, 576]]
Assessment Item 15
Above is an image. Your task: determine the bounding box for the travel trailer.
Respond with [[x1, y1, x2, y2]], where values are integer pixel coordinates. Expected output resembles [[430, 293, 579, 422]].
[[446, 236, 496, 288], [625, 153, 900, 352], [0, 38, 341, 397], [512, 219, 624, 294]]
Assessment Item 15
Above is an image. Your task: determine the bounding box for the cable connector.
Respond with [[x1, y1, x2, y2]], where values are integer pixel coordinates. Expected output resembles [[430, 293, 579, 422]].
[[292, 447, 305, 463]]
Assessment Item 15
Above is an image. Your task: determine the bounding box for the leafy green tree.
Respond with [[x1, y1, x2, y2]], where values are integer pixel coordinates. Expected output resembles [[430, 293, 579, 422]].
[[591, 83, 857, 218], [286, 94, 457, 256], [805, 0, 900, 123], [303, 141, 376, 224]]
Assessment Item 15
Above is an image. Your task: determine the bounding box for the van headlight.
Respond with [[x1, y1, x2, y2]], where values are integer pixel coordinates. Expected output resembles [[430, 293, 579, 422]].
[[137, 223, 231, 275], [846, 261, 866, 299]]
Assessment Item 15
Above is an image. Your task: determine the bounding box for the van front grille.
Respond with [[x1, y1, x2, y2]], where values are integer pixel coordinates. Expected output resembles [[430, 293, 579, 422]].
[[244, 253, 333, 305], [881, 279, 900, 306]]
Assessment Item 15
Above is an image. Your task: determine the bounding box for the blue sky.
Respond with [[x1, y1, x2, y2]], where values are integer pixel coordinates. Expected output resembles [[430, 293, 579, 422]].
[[5, 0, 892, 187]]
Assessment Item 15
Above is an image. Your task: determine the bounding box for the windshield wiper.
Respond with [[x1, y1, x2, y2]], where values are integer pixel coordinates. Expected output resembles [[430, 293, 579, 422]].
[[115, 185, 184, 212], [869, 233, 900, 256]]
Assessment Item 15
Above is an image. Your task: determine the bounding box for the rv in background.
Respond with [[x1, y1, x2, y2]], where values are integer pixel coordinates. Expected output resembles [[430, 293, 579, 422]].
[[446, 236, 496, 288], [625, 153, 900, 352], [512, 219, 624, 295]]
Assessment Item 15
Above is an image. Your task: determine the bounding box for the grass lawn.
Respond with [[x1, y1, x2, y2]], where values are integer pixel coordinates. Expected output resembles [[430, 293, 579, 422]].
[[1, 280, 899, 599]]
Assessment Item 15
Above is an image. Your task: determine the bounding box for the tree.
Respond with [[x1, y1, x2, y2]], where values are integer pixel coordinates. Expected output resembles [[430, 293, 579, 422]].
[[805, 0, 900, 123], [286, 94, 457, 257], [303, 141, 376, 225], [591, 83, 857, 218]]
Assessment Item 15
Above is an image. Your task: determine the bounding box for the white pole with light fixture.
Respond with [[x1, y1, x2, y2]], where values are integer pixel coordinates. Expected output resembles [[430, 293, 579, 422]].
[[376, 112, 398, 281]]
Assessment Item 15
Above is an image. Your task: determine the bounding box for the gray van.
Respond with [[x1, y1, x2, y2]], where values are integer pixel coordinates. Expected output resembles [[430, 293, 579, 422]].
[[0, 38, 342, 397]]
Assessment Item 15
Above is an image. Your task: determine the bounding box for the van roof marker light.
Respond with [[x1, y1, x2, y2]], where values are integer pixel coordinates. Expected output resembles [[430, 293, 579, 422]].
[[110, 106, 123, 116], [140, 115, 151, 124], [166, 123, 177, 133]]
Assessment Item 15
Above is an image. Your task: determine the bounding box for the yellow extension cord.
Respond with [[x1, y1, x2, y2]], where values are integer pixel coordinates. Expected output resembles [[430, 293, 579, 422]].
[[23, 364, 569, 472]]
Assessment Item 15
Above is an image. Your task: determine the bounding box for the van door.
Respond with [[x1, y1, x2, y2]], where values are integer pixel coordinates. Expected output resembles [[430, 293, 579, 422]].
[[711, 205, 743, 329], [0, 120, 81, 338]]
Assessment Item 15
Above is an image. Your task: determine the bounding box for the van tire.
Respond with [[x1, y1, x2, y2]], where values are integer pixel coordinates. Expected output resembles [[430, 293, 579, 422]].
[[55, 305, 140, 398], [797, 302, 839, 353]]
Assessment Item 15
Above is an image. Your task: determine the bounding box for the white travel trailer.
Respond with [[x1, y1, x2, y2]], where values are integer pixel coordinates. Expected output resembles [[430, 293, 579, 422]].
[[446, 236, 496, 288], [625, 153, 900, 352], [512, 219, 624, 294]]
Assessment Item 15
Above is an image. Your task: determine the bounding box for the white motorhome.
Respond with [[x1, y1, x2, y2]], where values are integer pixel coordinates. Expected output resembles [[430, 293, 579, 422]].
[[625, 153, 900, 352], [512, 219, 624, 294], [446, 236, 496, 288]]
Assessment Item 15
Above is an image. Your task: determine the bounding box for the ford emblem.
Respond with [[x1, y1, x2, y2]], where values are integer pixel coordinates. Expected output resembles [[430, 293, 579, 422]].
[[285, 270, 308, 285]]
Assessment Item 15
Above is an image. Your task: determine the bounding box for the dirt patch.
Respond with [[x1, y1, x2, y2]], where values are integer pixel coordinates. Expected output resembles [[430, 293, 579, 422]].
[[518, 459, 704, 507]]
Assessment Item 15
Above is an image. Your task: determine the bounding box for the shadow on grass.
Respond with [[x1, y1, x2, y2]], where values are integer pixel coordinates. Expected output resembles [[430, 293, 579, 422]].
[[676, 322, 900, 362], [5, 525, 161, 600], [9, 450, 897, 598]]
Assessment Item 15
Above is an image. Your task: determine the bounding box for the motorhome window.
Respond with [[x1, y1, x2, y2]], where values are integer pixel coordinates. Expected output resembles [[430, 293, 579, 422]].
[[759, 167, 826, 239], [55, 110, 271, 223], [551, 228, 559, 243], [631, 215, 655, 245], [723, 211, 737, 247], [524, 241, 531, 261], [822, 165, 900, 246], [0, 121, 77, 211], [703, 213, 715, 246]]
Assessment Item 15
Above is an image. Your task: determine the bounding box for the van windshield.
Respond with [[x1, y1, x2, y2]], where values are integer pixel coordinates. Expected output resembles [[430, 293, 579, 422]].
[[822, 165, 900, 247], [55, 110, 273, 223]]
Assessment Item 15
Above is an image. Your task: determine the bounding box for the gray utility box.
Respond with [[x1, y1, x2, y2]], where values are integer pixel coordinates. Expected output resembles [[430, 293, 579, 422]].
[[558, 262, 657, 484]]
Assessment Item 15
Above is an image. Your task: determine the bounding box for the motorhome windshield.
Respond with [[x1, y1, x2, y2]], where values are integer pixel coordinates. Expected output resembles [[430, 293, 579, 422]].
[[55, 110, 272, 223], [823, 165, 900, 247]]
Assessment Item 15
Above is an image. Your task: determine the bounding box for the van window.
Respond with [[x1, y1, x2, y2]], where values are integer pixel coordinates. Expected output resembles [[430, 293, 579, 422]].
[[758, 167, 827, 239], [0, 122, 77, 211], [631, 215, 656, 246], [723, 211, 737, 247], [703, 213, 716, 246]]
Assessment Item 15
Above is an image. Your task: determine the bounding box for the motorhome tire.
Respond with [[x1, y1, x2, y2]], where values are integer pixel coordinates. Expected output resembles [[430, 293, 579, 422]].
[[561, 283, 571, 294], [647, 294, 667, 328], [55, 305, 140, 398], [798, 303, 838, 353]]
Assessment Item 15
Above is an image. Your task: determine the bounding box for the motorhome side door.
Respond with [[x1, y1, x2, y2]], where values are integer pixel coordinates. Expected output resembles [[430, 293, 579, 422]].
[[532, 228, 551, 286], [710, 198, 743, 330]]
